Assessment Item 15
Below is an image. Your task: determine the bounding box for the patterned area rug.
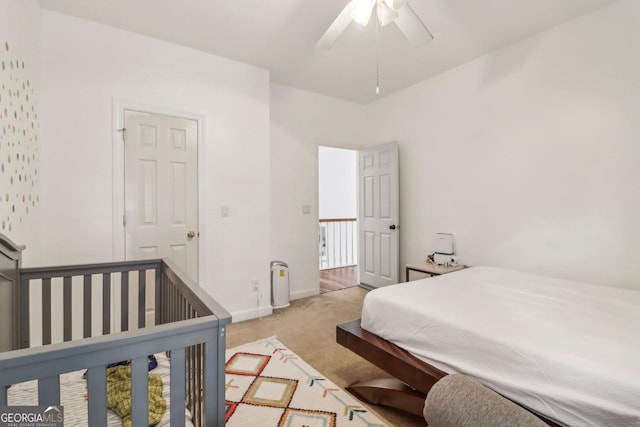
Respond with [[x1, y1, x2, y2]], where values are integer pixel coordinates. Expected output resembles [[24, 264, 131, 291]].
[[225, 337, 388, 426]]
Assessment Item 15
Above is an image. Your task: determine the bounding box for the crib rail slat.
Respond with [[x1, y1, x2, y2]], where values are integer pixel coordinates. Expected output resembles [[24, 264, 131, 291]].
[[204, 339, 217, 426], [19, 277, 30, 349], [195, 343, 202, 426], [186, 345, 192, 410], [121, 272, 129, 332], [190, 344, 197, 426], [84, 275, 92, 338], [154, 264, 161, 327], [138, 270, 146, 329], [171, 347, 187, 427], [103, 273, 111, 335], [38, 376, 60, 405], [131, 356, 148, 427], [87, 365, 107, 427], [42, 278, 51, 345], [63, 276, 72, 342]]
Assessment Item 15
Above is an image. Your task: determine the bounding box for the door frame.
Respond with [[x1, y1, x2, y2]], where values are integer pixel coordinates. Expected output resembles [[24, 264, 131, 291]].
[[112, 99, 206, 282]]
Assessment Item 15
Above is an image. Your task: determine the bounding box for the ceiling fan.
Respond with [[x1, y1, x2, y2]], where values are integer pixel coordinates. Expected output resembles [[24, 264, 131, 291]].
[[316, 0, 433, 49]]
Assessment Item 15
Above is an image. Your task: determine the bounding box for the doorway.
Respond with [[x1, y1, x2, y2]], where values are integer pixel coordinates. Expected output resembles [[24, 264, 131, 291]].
[[318, 146, 358, 293]]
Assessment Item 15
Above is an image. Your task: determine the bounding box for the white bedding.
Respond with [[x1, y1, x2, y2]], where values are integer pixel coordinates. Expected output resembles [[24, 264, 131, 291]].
[[8, 352, 194, 427], [361, 266, 640, 427]]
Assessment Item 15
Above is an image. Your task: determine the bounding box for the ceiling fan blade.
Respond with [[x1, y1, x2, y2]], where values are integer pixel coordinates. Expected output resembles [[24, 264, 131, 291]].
[[379, 1, 399, 27], [394, 3, 434, 46], [316, 1, 357, 49], [383, 0, 407, 11]]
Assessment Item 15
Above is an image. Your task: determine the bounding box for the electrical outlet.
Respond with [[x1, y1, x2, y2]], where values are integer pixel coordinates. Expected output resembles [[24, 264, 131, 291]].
[[251, 279, 260, 292]]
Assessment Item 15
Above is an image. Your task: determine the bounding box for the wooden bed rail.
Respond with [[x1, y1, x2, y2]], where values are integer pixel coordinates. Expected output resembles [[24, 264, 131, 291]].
[[337, 319, 446, 415], [337, 320, 561, 427]]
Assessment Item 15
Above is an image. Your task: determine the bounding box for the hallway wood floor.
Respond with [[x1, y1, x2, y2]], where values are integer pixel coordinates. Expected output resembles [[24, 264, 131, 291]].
[[320, 265, 358, 293]]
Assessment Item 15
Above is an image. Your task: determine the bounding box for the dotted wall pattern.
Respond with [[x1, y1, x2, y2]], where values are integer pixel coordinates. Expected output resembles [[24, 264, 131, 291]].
[[0, 40, 40, 233]]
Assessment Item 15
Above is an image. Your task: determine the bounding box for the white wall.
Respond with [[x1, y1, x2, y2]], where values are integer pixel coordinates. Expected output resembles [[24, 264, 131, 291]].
[[0, 0, 42, 265], [270, 83, 365, 299], [319, 146, 357, 219], [25, 0, 639, 327], [366, 0, 640, 289], [39, 11, 271, 319]]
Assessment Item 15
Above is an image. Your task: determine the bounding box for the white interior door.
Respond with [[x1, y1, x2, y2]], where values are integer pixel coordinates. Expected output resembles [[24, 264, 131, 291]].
[[124, 110, 199, 281], [358, 141, 399, 288]]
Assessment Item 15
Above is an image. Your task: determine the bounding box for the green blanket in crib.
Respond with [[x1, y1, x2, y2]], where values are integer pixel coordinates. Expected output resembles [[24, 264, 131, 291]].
[[105, 365, 166, 427]]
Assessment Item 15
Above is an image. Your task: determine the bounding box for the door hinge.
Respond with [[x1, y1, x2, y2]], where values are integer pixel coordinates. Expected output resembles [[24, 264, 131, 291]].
[[117, 127, 127, 142], [123, 214, 126, 227]]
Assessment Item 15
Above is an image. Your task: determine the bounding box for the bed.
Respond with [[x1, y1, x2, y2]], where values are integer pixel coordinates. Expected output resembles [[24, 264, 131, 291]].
[[0, 233, 231, 426], [338, 266, 640, 427]]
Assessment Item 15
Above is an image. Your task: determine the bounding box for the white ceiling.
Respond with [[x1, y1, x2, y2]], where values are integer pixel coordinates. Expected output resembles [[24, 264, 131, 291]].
[[38, 0, 618, 104]]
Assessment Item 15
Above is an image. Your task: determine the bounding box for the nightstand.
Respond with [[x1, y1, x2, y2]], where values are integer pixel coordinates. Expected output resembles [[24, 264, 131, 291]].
[[405, 262, 465, 282]]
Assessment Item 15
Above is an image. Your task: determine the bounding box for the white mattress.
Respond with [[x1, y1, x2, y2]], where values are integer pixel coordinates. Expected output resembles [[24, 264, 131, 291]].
[[8, 352, 193, 427], [361, 266, 640, 427]]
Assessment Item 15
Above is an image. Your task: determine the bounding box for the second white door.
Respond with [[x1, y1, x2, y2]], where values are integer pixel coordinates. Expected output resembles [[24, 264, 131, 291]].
[[124, 110, 199, 281], [358, 141, 399, 288]]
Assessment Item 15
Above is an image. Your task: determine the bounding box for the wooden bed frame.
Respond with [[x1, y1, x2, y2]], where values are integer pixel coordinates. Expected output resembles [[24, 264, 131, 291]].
[[337, 319, 561, 427], [0, 234, 231, 427]]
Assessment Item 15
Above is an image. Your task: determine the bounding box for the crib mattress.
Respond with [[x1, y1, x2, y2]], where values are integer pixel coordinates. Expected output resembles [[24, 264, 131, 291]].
[[361, 266, 640, 427], [8, 352, 193, 427]]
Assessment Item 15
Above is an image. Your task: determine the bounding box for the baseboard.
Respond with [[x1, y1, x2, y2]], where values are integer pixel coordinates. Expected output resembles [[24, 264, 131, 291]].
[[290, 287, 319, 300], [231, 305, 273, 323], [230, 288, 319, 323]]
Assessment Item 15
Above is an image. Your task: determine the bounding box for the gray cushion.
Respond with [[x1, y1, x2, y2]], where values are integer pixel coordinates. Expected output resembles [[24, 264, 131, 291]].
[[423, 374, 548, 427]]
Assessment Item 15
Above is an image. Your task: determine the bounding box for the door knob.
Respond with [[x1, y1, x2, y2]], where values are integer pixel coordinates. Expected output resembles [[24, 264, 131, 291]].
[[187, 231, 196, 239], [389, 224, 396, 230]]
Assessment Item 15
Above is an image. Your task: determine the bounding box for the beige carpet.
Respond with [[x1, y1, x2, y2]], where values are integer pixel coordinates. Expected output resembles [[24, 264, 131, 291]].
[[226, 287, 426, 427]]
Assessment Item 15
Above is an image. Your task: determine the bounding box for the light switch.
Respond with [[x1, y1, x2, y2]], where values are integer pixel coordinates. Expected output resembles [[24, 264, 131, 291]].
[[302, 205, 312, 214], [221, 205, 229, 217]]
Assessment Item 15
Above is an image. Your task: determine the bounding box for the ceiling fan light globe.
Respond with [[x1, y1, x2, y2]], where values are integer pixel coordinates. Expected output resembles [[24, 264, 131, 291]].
[[383, 0, 407, 11], [378, 1, 399, 26], [350, 0, 376, 26]]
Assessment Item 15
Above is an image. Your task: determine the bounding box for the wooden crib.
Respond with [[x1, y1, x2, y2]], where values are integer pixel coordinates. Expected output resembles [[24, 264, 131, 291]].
[[0, 234, 231, 426]]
